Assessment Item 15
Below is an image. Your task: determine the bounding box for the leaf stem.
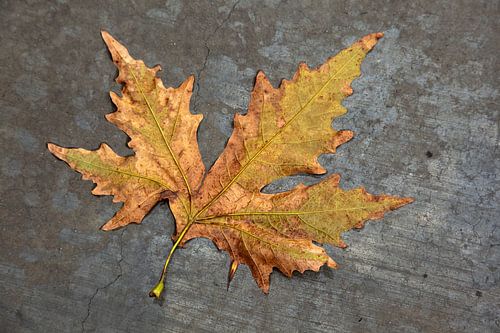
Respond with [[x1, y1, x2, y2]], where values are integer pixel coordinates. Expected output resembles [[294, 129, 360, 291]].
[[149, 219, 194, 299]]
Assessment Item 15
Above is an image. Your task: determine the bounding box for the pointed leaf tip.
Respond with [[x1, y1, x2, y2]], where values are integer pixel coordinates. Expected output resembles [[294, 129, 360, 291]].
[[47, 142, 56, 152], [255, 70, 269, 83], [100, 31, 133, 64], [182, 75, 195, 91], [359, 32, 384, 51], [100, 30, 116, 47], [327, 258, 337, 268], [227, 261, 239, 290], [47, 143, 64, 159], [100, 221, 115, 231]]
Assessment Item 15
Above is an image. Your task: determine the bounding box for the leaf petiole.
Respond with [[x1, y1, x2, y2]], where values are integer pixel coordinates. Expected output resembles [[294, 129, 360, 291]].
[[149, 219, 194, 299]]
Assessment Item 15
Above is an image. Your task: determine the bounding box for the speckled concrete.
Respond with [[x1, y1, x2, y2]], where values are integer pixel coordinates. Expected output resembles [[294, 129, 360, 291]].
[[1, 1, 499, 332]]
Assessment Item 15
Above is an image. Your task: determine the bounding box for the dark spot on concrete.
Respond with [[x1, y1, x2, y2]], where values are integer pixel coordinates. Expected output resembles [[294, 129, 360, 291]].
[[476, 291, 482, 297], [423, 273, 428, 278], [426, 151, 433, 158], [15, 308, 23, 321], [358, 317, 363, 322]]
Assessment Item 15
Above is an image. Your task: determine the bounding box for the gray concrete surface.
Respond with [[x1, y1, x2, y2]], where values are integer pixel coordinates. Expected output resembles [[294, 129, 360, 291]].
[[1, 0, 499, 332]]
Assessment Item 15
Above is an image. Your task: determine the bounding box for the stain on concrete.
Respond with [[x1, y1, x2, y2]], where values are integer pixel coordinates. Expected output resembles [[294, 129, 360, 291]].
[[51, 190, 82, 212], [13, 74, 48, 103], [146, 0, 183, 26]]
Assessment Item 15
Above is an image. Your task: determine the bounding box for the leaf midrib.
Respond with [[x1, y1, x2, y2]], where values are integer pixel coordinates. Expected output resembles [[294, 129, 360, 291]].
[[69, 156, 171, 189], [197, 205, 374, 220]]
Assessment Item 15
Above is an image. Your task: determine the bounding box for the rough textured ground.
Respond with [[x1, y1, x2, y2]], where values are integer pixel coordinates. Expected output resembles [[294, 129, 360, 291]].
[[1, 0, 499, 332]]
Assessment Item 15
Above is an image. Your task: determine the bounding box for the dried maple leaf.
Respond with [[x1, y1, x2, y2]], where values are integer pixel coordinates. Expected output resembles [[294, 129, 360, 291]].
[[48, 31, 413, 298]]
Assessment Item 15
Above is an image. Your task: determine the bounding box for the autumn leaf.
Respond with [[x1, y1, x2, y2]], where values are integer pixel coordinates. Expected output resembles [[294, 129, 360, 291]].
[[48, 31, 413, 299]]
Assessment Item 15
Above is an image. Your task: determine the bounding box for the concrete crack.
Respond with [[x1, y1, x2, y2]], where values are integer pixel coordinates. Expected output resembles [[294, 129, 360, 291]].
[[194, 45, 211, 113], [193, 0, 241, 113], [81, 229, 125, 332]]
